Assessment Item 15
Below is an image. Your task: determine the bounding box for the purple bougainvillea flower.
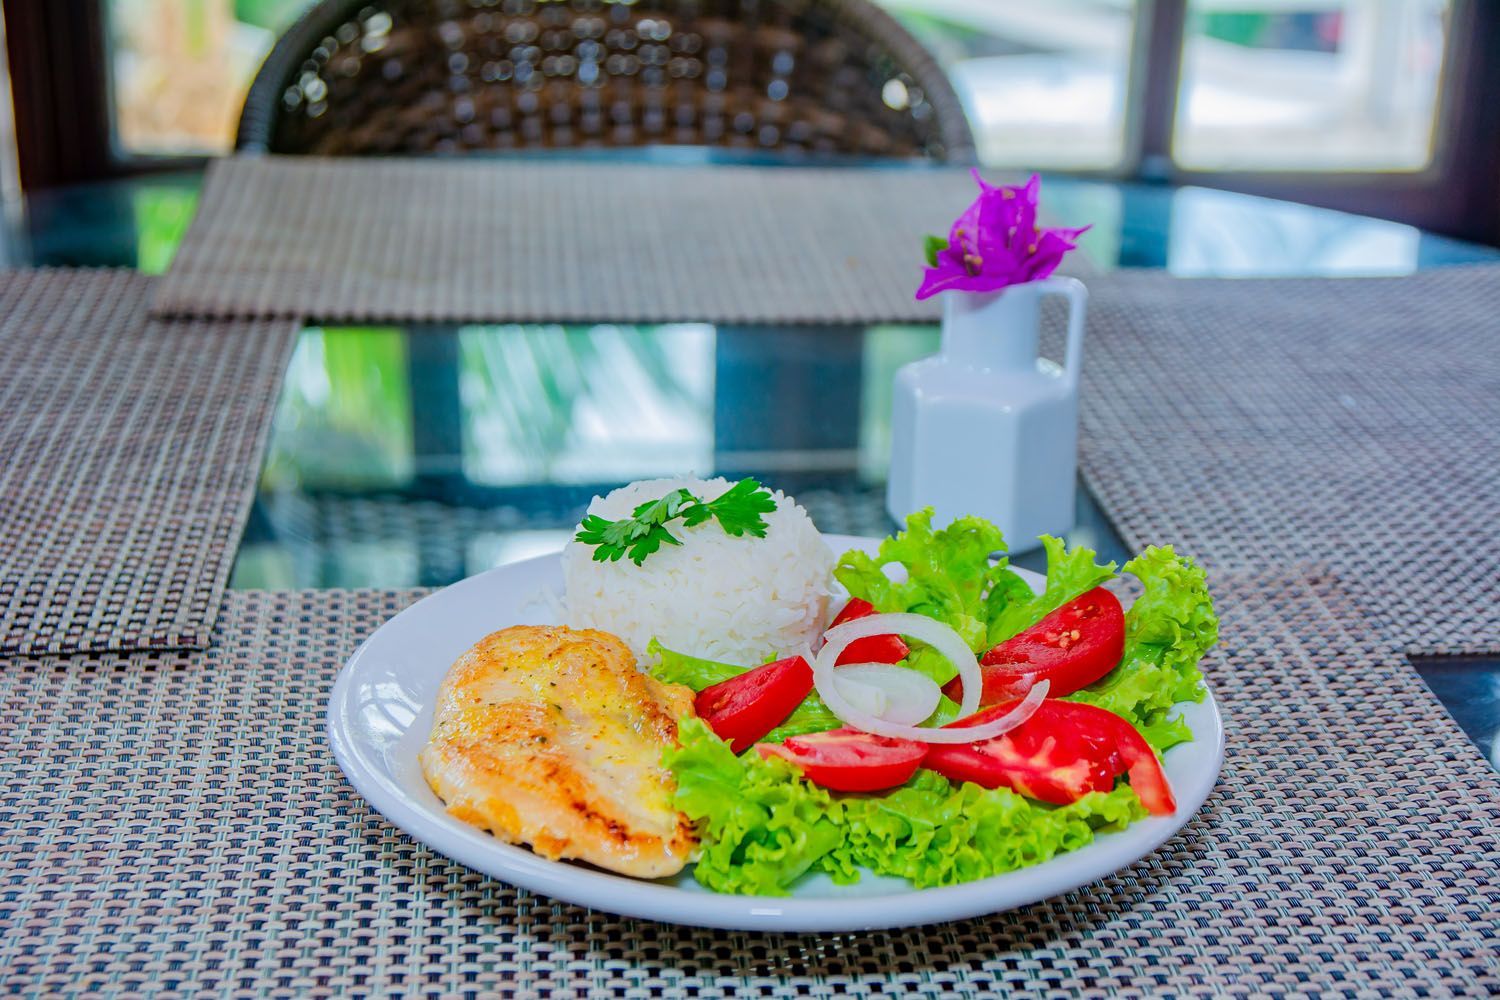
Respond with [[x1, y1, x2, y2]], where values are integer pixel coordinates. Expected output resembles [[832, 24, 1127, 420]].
[[915, 171, 1090, 301]]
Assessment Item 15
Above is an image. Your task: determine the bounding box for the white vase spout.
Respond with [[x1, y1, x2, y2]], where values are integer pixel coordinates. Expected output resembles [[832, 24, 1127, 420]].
[[887, 277, 1089, 552]]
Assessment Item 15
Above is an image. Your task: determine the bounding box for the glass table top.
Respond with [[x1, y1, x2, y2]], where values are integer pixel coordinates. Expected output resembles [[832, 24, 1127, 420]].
[[229, 320, 1131, 589], [231, 317, 1500, 769], [4, 166, 1495, 767]]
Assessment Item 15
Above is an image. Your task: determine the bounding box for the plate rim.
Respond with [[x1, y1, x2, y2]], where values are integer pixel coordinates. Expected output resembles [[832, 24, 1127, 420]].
[[327, 534, 1225, 932]]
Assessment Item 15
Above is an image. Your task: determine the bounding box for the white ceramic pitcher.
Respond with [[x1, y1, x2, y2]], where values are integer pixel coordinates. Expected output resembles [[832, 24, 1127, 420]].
[[886, 276, 1088, 551]]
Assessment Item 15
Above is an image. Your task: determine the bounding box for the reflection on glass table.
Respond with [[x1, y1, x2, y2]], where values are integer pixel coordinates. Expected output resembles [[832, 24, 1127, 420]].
[[1165, 186, 1429, 275], [459, 323, 715, 486], [1410, 657, 1500, 771], [232, 321, 1131, 590]]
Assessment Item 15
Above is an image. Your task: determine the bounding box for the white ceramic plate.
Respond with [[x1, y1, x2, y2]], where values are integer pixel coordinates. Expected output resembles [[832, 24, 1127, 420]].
[[328, 534, 1224, 932]]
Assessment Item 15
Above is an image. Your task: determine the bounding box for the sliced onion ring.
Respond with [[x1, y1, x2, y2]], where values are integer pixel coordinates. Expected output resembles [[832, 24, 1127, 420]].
[[813, 612, 1051, 744], [822, 613, 982, 717], [832, 663, 942, 726]]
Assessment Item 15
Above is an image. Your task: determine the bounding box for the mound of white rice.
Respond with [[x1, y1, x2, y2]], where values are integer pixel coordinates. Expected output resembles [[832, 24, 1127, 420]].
[[562, 477, 834, 666]]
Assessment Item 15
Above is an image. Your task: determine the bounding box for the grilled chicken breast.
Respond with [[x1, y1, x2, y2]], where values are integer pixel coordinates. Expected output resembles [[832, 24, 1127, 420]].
[[420, 625, 697, 877]]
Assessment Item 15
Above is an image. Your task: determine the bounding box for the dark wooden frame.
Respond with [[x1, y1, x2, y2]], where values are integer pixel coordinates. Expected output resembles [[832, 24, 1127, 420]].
[[4, 0, 112, 189], [2, 0, 205, 190], [5, 0, 1498, 244]]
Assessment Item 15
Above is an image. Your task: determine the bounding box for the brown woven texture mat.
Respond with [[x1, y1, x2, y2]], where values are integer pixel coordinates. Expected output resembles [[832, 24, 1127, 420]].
[[0, 270, 298, 656], [1079, 264, 1500, 657], [3, 581, 1496, 998], [150, 155, 1088, 325]]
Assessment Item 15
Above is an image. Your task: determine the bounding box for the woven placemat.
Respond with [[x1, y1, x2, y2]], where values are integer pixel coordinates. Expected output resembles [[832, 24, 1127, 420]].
[[0, 270, 298, 655], [1079, 265, 1500, 656], [150, 156, 1087, 325], [2, 579, 1496, 997]]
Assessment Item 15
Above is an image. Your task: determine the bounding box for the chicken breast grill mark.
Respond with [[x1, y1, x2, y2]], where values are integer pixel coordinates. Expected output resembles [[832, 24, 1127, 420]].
[[420, 625, 698, 877]]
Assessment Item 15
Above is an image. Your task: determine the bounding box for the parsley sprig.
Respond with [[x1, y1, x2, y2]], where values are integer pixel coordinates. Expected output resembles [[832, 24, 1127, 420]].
[[574, 479, 778, 566]]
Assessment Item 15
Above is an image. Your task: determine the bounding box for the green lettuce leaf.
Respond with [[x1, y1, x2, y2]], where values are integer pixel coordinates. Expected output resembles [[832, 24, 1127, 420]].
[[665, 719, 844, 895], [659, 532, 1217, 896], [901, 643, 960, 687], [923, 694, 963, 728], [1066, 545, 1217, 751], [828, 771, 1145, 889], [834, 508, 1014, 651], [667, 721, 1147, 895], [984, 535, 1117, 645], [645, 639, 745, 690], [835, 514, 1116, 658], [763, 691, 842, 744]]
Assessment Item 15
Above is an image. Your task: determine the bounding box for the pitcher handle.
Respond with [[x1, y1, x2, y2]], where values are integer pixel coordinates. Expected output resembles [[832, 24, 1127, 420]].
[[1037, 276, 1088, 390]]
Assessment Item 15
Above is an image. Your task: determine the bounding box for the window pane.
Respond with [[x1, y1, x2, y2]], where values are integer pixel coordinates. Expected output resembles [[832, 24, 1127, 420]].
[[879, 0, 1136, 169], [108, 0, 311, 155], [1174, 1, 1451, 171]]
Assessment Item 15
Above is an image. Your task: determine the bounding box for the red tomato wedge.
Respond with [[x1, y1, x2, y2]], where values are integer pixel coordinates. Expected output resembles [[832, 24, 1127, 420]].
[[828, 598, 911, 665], [757, 728, 927, 792], [943, 587, 1125, 705], [923, 700, 1175, 815], [829, 597, 879, 628], [694, 655, 813, 753]]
